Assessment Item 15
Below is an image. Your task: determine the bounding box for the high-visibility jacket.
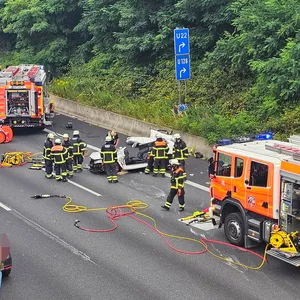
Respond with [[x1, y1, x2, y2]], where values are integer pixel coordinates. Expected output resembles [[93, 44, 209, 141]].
[[151, 139, 169, 159], [173, 140, 188, 161], [51, 145, 68, 164], [170, 167, 185, 189], [71, 137, 86, 155], [43, 139, 53, 160], [101, 143, 117, 163], [63, 139, 74, 159], [106, 132, 119, 146]]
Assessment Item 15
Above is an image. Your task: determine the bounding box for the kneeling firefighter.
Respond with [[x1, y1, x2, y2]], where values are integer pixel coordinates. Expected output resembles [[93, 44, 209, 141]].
[[51, 138, 68, 182], [101, 136, 118, 183], [161, 159, 185, 211]]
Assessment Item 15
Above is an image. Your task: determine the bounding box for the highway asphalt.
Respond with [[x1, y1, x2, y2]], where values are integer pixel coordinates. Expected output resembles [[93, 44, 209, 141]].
[[0, 114, 299, 300]]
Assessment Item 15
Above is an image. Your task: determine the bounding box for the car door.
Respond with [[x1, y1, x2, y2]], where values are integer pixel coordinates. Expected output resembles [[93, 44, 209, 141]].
[[244, 159, 273, 217], [231, 156, 246, 206], [212, 151, 233, 200]]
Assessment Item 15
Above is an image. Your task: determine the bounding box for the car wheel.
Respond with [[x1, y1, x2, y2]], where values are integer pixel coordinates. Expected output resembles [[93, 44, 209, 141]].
[[224, 212, 244, 246]]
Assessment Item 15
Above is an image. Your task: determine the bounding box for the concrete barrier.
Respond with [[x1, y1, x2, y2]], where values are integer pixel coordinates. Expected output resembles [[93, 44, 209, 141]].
[[50, 94, 213, 158]]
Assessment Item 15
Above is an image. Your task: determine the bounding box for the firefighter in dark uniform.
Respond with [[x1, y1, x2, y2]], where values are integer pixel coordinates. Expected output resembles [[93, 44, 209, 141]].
[[43, 133, 54, 179], [161, 159, 185, 211], [152, 134, 169, 177], [144, 143, 154, 174], [172, 133, 189, 179], [71, 130, 86, 172], [62, 133, 74, 178], [101, 135, 118, 183], [106, 130, 119, 148], [51, 138, 68, 182]]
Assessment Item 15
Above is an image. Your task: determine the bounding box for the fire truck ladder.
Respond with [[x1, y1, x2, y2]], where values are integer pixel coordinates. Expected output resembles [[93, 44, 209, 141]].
[[265, 141, 300, 162]]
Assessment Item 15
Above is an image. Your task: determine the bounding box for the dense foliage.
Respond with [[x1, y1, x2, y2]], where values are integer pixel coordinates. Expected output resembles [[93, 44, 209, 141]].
[[1, 0, 299, 144]]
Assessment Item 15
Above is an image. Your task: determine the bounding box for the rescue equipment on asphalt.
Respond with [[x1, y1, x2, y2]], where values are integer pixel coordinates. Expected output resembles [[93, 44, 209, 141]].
[[31, 194, 269, 270], [0, 152, 43, 167]]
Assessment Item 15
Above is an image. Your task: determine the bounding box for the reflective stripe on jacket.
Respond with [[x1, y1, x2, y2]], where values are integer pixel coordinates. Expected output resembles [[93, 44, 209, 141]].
[[170, 167, 184, 189], [101, 144, 117, 163], [173, 140, 188, 161], [71, 137, 86, 155], [63, 139, 74, 159], [152, 140, 169, 159], [43, 139, 53, 160], [51, 145, 68, 164]]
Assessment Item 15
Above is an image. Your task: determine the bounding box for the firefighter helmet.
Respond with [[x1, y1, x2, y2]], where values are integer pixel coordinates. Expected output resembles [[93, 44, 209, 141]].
[[73, 130, 79, 136], [63, 133, 69, 139], [169, 159, 180, 166], [156, 133, 163, 139], [47, 133, 54, 139], [174, 133, 181, 139], [55, 138, 62, 145], [105, 135, 112, 142]]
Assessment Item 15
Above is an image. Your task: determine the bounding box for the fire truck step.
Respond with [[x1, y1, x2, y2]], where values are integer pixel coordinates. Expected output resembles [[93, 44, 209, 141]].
[[266, 249, 300, 267]]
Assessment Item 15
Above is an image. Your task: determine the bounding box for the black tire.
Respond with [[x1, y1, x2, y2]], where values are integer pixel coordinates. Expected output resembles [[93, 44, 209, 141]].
[[2, 269, 11, 277], [224, 212, 244, 246]]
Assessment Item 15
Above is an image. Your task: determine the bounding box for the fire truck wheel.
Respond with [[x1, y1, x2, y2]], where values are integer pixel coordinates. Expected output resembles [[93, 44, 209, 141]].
[[224, 212, 244, 246]]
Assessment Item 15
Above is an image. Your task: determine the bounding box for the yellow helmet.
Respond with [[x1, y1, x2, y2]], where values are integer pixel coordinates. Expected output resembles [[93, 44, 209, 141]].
[[63, 133, 69, 139], [47, 133, 54, 139], [73, 130, 79, 136]]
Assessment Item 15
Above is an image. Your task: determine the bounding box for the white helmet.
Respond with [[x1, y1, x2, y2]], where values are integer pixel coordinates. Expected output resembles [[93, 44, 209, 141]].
[[105, 135, 112, 142], [73, 130, 79, 136], [174, 133, 181, 139], [156, 133, 163, 139], [47, 133, 54, 139], [55, 138, 62, 145], [169, 159, 180, 166]]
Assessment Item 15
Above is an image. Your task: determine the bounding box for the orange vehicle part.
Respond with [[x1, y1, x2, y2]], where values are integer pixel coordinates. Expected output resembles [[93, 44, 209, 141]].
[[0, 125, 13, 143], [0, 86, 6, 119], [0, 131, 5, 143]]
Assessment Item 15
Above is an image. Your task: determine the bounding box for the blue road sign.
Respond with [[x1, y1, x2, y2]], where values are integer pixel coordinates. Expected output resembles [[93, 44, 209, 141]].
[[175, 55, 190, 81], [174, 28, 190, 55]]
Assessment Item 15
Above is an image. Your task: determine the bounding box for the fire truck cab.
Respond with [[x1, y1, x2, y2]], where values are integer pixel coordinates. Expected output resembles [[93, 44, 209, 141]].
[[210, 134, 300, 266], [0, 64, 53, 128]]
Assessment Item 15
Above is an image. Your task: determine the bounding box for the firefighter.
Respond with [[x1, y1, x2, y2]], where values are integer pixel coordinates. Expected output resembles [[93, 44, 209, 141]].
[[106, 130, 119, 148], [161, 159, 185, 211], [62, 133, 74, 178], [43, 133, 54, 179], [152, 134, 169, 177], [101, 135, 118, 183], [71, 130, 86, 172], [144, 143, 154, 174], [172, 133, 189, 179], [51, 138, 68, 182]]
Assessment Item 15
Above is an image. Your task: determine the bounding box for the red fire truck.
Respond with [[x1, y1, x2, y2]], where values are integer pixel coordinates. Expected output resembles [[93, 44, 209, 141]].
[[0, 65, 53, 128]]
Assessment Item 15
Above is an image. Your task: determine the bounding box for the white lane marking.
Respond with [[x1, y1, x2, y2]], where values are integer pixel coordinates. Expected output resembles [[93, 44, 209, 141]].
[[10, 208, 124, 279], [44, 128, 210, 192], [0, 202, 11, 211], [67, 179, 102, 197]]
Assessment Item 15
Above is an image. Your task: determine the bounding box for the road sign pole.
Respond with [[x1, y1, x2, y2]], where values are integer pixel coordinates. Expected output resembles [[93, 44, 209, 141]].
[[178, 81, 181, 105], [184, 80, 187, 103]]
